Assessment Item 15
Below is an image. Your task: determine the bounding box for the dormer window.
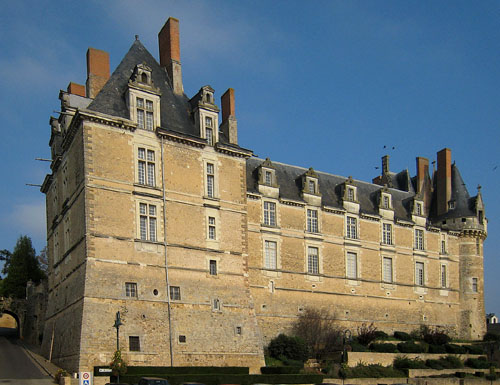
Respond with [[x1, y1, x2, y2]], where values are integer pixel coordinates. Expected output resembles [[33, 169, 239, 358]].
[[448, 201, 455, 210], [141, 72, 148, 83], [205, 116, 214, 145], [302, 168, 320, 199], [415, 202, 423, 216], [383, 195, 390, 209], [265, 171, 272, 186], [347, 187, 355, 201], [137, 97, 154, 130], [309, 180, 316, 194]]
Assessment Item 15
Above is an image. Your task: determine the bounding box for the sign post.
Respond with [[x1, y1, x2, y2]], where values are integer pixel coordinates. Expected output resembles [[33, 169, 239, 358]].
[[79, 371, 93, 385]]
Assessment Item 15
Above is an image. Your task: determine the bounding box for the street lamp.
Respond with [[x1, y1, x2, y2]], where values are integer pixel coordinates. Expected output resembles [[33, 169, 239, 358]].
[[113, 311, 123, 351]]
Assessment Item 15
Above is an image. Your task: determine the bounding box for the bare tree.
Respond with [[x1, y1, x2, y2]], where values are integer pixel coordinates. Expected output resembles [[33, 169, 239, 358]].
[[292, 308, 342, 359]]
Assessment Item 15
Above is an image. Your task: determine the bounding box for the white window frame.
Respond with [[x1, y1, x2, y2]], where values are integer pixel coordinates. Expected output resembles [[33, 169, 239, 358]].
[[347, 187, 355, 201], [264, 240, 277, 270], [209, 259, 217, 276], [265, 170, 272, 186], [263, 201, 277, 226], [416, 202, 423, 216], [125, 282, 138, 298], [346, 252, 358, 279], [382, 257, 393, 283], [382, 223, 392, 245], [205, 162, 216, 198], [346, 216, 358, 239], [137, 147, 156, 187], [139, 202, 157, 242], [212, 298, 221, 311], [136, 97, 154, 130], [414, 228, 424, 250], [415, 261, 425, 286], [208, 216, 216, 240], [307, 209, 319, 233], [307, 246, 319, 275]]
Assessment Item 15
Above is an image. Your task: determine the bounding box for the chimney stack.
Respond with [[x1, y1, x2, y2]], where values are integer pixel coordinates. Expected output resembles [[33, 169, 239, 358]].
[[382, 155, 390, 174], [67, 82, 86, 97], [220, 88, 238, 145], [86, 48, 110, 99], [158, 17, 183, 95], [437, 148, 452, 216], [416, 157, 429, 194]]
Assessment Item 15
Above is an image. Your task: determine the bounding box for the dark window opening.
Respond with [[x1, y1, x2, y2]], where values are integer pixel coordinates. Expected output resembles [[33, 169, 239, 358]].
[[129, 336, 140, 351]]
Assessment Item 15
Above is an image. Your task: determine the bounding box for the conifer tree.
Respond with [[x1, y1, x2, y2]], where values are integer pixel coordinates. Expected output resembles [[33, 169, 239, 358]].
[[0, 236, 46, 298]]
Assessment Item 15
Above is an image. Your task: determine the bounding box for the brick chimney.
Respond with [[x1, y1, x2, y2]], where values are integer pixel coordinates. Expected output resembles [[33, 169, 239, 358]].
[[437, 148, 452, 216], [220, 88, 238, 145], [416, 157, 429, 194], [158, 17, 183, 95], [67, 82, 86, 97], [382, 155, 390, 175], [86, 48, 110, 99]]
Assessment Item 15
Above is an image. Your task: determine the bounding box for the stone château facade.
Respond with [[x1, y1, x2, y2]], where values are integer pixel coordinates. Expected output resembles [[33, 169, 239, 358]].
[[40, 17, 487, 375]]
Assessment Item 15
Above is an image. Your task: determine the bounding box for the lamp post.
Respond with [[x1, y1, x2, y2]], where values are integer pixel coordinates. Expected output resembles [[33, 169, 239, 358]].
[[112, 311, 124, 383], [113, 311, 123, 351]]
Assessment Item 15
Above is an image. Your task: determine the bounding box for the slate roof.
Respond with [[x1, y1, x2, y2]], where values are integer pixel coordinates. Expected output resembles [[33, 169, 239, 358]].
[[247, 157, 418, 222], [87, 39, 197, 136]]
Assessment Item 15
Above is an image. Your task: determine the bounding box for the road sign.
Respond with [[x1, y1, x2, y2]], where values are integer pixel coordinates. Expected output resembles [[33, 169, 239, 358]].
[[79, 371, 93, 385]]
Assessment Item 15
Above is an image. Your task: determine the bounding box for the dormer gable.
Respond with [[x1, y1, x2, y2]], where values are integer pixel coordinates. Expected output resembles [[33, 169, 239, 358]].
[[378, 185, 394, 220], [411, 195, 426, 226], [342, 176, 359, 213], [190, 85, 220, 145], [257, 158, 279, 198], [125, 63, 161, 131], [301, 167, 321, 206]]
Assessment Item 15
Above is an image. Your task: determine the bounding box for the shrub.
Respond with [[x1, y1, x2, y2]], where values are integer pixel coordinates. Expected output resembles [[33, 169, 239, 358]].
[[465, 358, 491, 369], [439, 355, 464, 369], [397, 341, 424, 353], [445, 343, 467, 354], [345, 363, 405, 378], [456, 371, 466, 378], [394, 331, 411, 341], [393, 356, 427, 369], [421, 326, 451, 345], [261, 366, 302, 374], [370, 343, 398, 353], [428, 344, 447, 354], [267, 334, 309, 362], [466, 344, 484, 354], [357, 323, 378, 346], [374, 331, 389, 340], [350, 341, 369, 352], [486, 366, 498, 381], [54, 369, 69, 384], [484, 333, 500, 342], [426, 359, 444, 370], [475, 371, 485, 377]]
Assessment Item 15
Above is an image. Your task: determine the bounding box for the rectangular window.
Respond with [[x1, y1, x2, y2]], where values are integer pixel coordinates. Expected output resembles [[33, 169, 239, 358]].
[[347, 187, 354, 201], [212, 298, 221, 311], [383, 195, 390, 208], [264, 240, 277, 269], [139, 203, 157, 241], [416, 202, 422, 215], [415, 229, 424, 250], [308, 180, 316, 194], [346, 252, 357, 279], [382, 257, 393, 283], [382, 223, 392, 245], [441, 265, 447, 288], [472, 277, 478, 293], [206, 163, 215, 198], [137, 148, 155, 186], [263, 201, 276, 226], [346, 216, 357, 239], [145, 100, 154, 130], [125, 282, 137, 298], [307, 209, 318, 233], [265, 170, 272, 186], [441, 234, 446, 254], [208, 217, 216, 240], [307, 246, 319, 275], [129, 336, 140, 352], [415, 261, 424, 286], [179, 335, 186, 343], [137, 98, 153, 130], [170, 286, 181, 301], [209, 260, 217, 276], [136, 98, 145, 129], [206, 127, 213, 145]]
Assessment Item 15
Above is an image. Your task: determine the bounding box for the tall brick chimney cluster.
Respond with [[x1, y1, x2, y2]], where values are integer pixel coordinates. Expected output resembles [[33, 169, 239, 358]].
[[158, 17, 184, 95], [86, 48, 110, 99], [220, 88, 238, 145]]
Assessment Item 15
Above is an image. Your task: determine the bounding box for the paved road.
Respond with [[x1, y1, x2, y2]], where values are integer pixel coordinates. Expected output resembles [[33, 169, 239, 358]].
[[0, 327, 53, 384]]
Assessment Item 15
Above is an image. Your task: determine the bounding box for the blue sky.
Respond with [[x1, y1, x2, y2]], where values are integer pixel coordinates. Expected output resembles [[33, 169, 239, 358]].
[[1, 1, 499, 314]]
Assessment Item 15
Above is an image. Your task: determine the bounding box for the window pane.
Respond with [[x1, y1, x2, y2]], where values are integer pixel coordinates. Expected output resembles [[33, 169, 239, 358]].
[[138, 148, 145, 159], [146, 111, 153, 130], [147, 163, 155, 186], [138, 161, 145, 184], [347, 252, 357, 279], [308, 247, 319, 275], [137, 98, 144, 108], [265, 241, 277, 269], [416, 262, 424, 286], [129, 336, 140, 351], [441, 265, 447, 287], [206, 128, 213, 145], [146, 100, 153, 110], [383, 257, 392, 282], [147, 150, 154, 161], [140, 216, 147, 240], [209, 260, 217, 275], [149, 217, 156, 241], [139, 203, 147, 215], [207, 175, 214, 197], [137, 109, 144, 129]]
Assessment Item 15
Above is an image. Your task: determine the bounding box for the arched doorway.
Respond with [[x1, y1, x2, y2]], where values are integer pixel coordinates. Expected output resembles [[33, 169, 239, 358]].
[[0, 310, 20, 338]]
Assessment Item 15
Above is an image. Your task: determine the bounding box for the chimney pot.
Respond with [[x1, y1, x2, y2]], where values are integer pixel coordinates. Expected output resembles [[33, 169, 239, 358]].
[[67, 82, 86, 97], [86, 48, 110, 99]]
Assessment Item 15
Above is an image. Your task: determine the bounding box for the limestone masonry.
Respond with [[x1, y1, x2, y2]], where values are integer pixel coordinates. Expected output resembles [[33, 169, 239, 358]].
[[40, 17, 487, 374]]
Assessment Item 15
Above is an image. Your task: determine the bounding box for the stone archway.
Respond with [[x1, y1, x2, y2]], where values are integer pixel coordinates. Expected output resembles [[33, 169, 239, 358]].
[[0, 309, 21, 338]]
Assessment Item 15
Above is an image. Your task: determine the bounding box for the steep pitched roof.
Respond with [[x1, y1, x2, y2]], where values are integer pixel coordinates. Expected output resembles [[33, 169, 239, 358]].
[[87, 39, 196, 135], [247, 157, 416, 221]]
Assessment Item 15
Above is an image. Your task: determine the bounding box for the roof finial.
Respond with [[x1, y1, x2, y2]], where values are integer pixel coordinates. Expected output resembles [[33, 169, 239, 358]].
[[477, 184, 482, 192], [135, 34, 139, 41]]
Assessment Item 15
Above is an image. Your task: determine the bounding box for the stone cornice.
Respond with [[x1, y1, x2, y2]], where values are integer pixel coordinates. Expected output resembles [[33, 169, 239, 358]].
[[156, 127, 206, 148]]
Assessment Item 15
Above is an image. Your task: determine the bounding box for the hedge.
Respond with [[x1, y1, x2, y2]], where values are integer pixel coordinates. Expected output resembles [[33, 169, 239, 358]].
[[466, 345, 484, 354], [260, 366, 302, 374], [118, 373, 324, 385], [116, 366, 249, 375], [393, 357, 427, 369], [397, 341, 424, 353], [445, 344, 467, 354], [465, 357, 491, 369], [428, 344, 447, 354], [344, 364, 405, 378], [370, 343, 398, 353], [393, 331, 411, 341]]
